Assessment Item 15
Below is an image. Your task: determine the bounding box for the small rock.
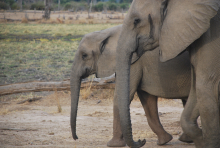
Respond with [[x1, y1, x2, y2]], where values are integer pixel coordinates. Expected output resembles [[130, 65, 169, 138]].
[[97, 100, 101, 104], [48, 132, 54, 135]]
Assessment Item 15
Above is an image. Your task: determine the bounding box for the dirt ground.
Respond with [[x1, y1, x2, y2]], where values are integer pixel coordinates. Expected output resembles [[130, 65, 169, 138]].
[[0, 90, 196, 148]]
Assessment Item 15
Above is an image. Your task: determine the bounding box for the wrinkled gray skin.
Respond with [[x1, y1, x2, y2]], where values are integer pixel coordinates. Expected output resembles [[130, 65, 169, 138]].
[[70, 25, 192, 147], [115, 0, 220, 147]]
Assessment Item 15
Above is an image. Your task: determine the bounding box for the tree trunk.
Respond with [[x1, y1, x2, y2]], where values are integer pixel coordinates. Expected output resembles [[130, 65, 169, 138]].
[[58, 0, 60, 11], [19, 0, 22, 11], [43, 0, 51, 19], [0, 74, 115, 96]]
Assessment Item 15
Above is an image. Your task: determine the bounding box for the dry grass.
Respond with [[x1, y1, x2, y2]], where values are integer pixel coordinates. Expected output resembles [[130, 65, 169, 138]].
[[21, 18, 28, 23], [54, 88, 62, 113], [80, 76, 94, 100], [0, 11, 124, 25], [0, 107, 9, 115]]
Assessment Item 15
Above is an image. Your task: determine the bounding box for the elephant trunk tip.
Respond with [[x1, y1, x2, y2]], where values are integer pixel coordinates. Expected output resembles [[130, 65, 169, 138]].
[[72, 133, 78, 140], [127, 139, 146, 148]]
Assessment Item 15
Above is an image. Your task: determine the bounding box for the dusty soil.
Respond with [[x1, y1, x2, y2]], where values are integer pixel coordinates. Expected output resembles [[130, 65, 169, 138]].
[[0, 91, 196, 148]]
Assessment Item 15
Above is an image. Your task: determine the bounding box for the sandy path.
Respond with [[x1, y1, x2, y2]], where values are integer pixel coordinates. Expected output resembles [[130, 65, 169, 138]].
[[0, 91, 195, 148]]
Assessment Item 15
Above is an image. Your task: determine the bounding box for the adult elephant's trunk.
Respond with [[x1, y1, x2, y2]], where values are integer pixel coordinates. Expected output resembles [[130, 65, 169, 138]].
[[70, 61, 81, 140], [115, 35, 146, 147]]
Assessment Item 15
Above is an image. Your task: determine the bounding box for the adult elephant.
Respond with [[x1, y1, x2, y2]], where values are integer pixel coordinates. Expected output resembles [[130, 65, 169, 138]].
[[70, 25, 191, 146], [115, 0, 220, 147]]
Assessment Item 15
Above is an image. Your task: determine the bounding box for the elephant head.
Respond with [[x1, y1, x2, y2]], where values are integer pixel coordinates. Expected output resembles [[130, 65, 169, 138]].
[[70, 25, 122, 140], [116, 0, 219, 147]]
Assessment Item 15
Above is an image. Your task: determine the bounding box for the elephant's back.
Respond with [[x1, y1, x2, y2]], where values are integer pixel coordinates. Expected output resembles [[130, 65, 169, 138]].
[[140, 48, 191, 98]]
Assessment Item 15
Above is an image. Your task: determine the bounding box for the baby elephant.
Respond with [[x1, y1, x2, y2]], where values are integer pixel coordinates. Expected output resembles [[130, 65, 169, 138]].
[[70, 25, 191, 147]]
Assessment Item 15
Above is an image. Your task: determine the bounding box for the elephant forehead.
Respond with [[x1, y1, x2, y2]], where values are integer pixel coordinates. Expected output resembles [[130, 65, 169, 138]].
[[80, 39, 97, 50]]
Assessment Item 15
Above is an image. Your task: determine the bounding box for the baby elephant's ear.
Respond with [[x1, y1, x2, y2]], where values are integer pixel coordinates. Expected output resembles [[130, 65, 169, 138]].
[[100, 36, 110, 54], [159, 0, 220, 62], [131, 52, 140, 65], [96, 36, 116, 78]]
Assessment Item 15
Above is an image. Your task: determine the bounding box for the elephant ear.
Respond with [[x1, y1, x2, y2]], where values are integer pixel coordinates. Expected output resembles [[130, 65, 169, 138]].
[[96, 36, 117, 78], [131, 52, 141, 65], [159, 0, 220, 62]]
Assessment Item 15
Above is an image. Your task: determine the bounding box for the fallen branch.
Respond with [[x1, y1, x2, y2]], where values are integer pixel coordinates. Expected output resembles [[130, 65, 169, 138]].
[[0, 74, 115, 96], [0, 128, 38, 131], [17, 97, 42, 104], [2, 18, 42, 22], [107, 16, 121, 19]]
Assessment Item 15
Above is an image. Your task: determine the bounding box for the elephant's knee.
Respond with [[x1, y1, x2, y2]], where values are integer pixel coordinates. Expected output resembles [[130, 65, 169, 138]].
[[180, 114, 202, 139], [180, 115, 190, 134]]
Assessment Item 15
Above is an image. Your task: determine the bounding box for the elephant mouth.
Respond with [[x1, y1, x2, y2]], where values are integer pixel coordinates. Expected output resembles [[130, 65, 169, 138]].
[[80, 68, 95, 79], [135, 37, 159, 57]]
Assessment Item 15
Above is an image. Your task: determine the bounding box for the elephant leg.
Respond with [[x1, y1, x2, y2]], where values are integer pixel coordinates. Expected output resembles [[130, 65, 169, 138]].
[[108, 64, 142, 147], [180, 66, 203, 147], [178, 97, 193, 143], [107, 93, 126, 147], [196, 78, 220, 147], [137, 90, 172, 145]]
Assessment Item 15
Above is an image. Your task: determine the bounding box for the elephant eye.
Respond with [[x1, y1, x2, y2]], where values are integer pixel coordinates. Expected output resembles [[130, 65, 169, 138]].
[[82, 53, 88, 60], [134, 18, 141, 26]]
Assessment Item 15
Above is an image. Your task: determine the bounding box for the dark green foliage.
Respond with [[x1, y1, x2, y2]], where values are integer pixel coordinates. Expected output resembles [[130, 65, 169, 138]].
[[119, 0, 132, 3], [108, 2, 117, 11], [5, 0, 14, 6], [119, 3, 129, 9], [11, 3, 19, 10], [64, 3, 72, 10], [0, 0, 15, 9], [93, 2, 105, 11], [30, 2, 45, 10], [0, 1, 8, 9]]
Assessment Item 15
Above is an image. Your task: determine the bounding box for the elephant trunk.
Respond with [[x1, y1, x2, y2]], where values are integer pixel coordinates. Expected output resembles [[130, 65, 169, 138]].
[[70, 62, 81, 140], [116, 44, 146, 147]]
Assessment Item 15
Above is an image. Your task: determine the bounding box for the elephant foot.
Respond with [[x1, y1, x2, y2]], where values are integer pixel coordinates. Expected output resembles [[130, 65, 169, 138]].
[[131, 139, 146, 148], [107, 137, 126, 147], [178, 133, 193, 143], [157, 133, 173, 145]]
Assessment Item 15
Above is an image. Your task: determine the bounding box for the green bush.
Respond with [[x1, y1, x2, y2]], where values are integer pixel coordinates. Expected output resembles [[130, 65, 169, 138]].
[[23, 4, 31, 10], [64, 3, 72, 10], [119, 3, 129, 10], [30, 2, 45, 10], [108, 3, 117, 11], [93, 2, 105, 11], [78, 2, 87, 10], [11, 3, 19, 10], [0, 2, 8, 10]]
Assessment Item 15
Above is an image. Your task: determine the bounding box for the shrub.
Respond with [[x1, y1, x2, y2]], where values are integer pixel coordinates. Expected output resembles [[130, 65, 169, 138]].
[[78, 2, 87, 10], [64, 3, 72, 10], [23, 4, 31, 10], [93, 2, 105, 11], [11, 3, 19, 10], [108, 3, 117, 11], [119, 3, 129, 10], [0, 2, 8, 10], [30, 2, 45, 10]]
